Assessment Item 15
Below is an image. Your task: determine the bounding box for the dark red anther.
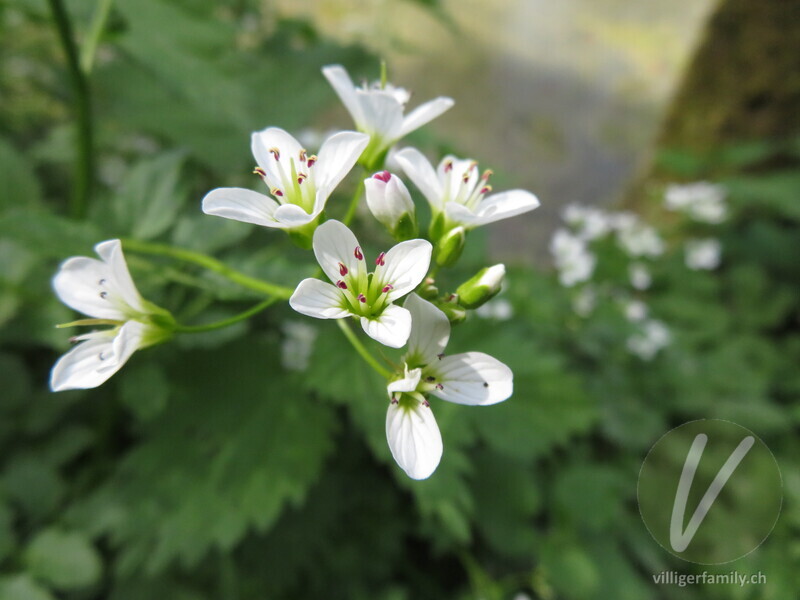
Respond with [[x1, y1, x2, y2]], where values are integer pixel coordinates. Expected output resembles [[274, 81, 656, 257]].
[[297, 173, 307, 185], [253, 166, 267, 178], [337, 280, 348, 290], [338, 262, 348, 276], [481, 169, 493, 181], [299, 149, 307, 162], [435, 383, 444, 391], [443, 160, 453, 173], [358, 293, 367, 303], [307, 155, 317, 168], [375, 252, 386, 266], [354, 246, 363, 260], [381, 284, 393, 294], [391, 397, 399, 405], [269, 147, 280, 160], [480, 185, 492, 195], [373, 171, 392, 183], [423, 399, 431, 407]]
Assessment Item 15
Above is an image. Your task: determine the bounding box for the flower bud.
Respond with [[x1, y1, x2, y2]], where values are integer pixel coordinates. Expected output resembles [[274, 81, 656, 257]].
[[364, 172, 417, 240], [456, 264, 506, 309], [435, 226, 466, 267]]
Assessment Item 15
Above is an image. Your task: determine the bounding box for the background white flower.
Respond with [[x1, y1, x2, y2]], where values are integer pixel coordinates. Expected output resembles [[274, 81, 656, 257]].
[[289, 220, 431, 348], [395, 147, 540, 230], [203, 127, 369, 232], [685, 238, 722, 270], [550, 228, 596, 287], [664, 182, 728, 224], [626, 319, 671, 360], [50, 240, 171, 391], [385, 294, 513, 479]]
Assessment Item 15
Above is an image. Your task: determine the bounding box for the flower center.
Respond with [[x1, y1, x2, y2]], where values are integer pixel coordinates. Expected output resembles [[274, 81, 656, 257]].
[[440, 161, 493, 211], [335, 246, 396, 318], [254, 148, 318, 212]]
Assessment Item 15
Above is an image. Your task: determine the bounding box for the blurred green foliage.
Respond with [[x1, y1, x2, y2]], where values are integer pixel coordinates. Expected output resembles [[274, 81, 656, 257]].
[[1, 1, 799, 599]]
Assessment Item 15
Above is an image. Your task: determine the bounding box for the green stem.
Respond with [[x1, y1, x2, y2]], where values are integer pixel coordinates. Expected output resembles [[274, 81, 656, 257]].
[[342, 177, 365, 226], [174, 297, 277, 333], [48, 0, 94, 219], [121, 239, 294, 299], [337, 319, 391, 378], [80, 0, 114, 74]]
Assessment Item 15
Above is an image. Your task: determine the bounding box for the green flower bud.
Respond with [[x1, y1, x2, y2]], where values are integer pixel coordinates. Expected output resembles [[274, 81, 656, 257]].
[[456, 264, 506, 309], [435, 226, 466, 267], [436, 295, 467, 324]]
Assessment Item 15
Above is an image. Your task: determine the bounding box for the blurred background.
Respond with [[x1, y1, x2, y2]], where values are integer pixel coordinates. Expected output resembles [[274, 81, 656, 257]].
[[1, 0, 799, 599]]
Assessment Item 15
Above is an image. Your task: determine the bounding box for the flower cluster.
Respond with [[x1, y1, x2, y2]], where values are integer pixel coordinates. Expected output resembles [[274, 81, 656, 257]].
[[49, 64, 539, 480]]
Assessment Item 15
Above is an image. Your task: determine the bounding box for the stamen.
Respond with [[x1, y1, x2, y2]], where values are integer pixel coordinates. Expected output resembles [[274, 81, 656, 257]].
[[425, 376, 436, 382], [422, 399, 431, 407], [269, 147, 280, 160], [391, 396, 399, 405], [358, 293, 367, 303], [381, 284, 393, 294], [297, 172, 307, 185], [98, 278, 106, 285], [481, 169, 493, 181], [307, 155, 317, 169], [443, 160, 453, 173], [435, 383, 444, 391], [99, 291, 108, 299], [338, 262, 349, 276], [337, 280, 348, 290], [98, 352, 108, 361], [270, 187, 284, 197], [375, 252, 386, 266], [299, 149, 307, 163], [69, 336, 79, 344], [480, 185, 492, 195], [373, 171, 391, 183], [253, 166, 267, 178], [437, 353, 445, 360], [354, 246, 363, 261], [483, 382, 489, 388]]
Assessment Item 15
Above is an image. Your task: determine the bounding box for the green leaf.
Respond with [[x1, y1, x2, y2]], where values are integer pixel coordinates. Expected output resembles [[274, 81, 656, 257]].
[[24, 529, 102, 590], [0, 137, 42, 212], [0, 574, 56, 600]]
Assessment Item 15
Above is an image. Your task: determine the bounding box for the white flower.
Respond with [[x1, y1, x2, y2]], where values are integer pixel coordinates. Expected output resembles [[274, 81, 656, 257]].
[[614, 218, 664, 258], [572, 285, 596, 317], [550, 229, 596, 287], [629, 262, 652, 290], [322, 64, 454, 168], [626, 319, 671, 360], [386, 294, 513, 479], [289, 220, 432, 348], [624, 299, 648, 323], [664, 182, 727, 224], [50, 240, 171, 391], [685, 238, 722, 270], [395, 148, 540, 230], [562, 203, 612, 241], [202, 127, 369, 235], [364, 171, 417, 239]]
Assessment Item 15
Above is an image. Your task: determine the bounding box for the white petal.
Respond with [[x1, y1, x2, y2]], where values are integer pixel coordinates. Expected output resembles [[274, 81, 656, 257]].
[[404, 293, 450, 365], [387, 365, 422, 396], [364, 173, 414, 229], [394, 147, 443, 209], [273, 203, 317, 228], [251, 127, 304, 192], [202, 187, 280, 227], [289, 279, 350, 319], [398, 97, 454, 138], [446, 190, 540, 227], [93, 240, 147, 314], [50, 321, 145, 391], [386, 397, 443, 480], [315, 130, 370, 199], [375, 239, 432, 301], [53, 258, 129, 321], [360, 304, 412, 348], [321, 65, 364, 127], [429, 351, 513, 405], [355, 90, 404, 140], [312, 220, 361, 285]]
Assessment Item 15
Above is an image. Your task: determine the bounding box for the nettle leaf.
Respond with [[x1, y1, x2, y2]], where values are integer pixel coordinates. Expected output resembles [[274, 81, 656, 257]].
[[72, 338, 336, 575], [24, 528, 103, 590]]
